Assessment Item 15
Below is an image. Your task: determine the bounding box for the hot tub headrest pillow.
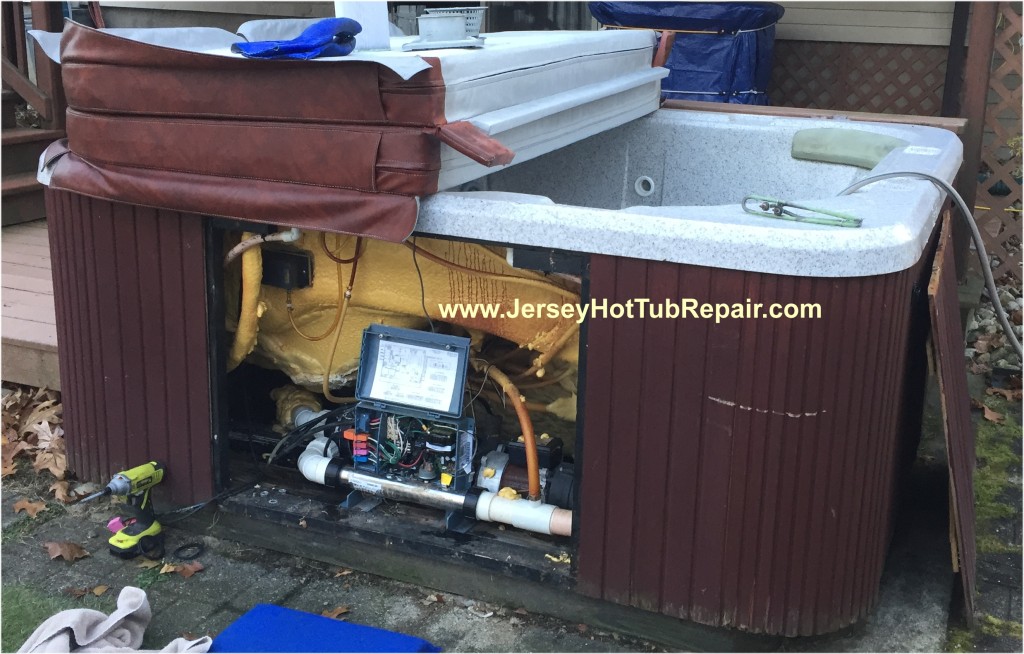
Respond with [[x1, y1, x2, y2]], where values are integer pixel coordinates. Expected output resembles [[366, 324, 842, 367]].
[[792, 128, 909, 170]]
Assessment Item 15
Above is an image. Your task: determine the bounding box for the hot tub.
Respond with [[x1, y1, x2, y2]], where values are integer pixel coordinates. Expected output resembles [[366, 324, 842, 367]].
[[43, 92, 961, 638], [412, 108, 962, 636]]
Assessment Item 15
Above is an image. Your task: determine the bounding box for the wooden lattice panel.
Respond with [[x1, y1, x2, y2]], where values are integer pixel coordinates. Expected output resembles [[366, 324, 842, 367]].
[[975, 2, 1022, 284], [770, 41, 948, 116]]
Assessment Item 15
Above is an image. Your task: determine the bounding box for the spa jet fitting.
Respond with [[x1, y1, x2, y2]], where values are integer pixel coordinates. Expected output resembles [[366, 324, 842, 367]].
[[296, 436, 573, 537]]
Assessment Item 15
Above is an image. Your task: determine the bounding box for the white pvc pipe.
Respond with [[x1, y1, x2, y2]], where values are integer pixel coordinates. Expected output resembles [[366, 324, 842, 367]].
[[297, 436, 340, 485], [293, 407, 329, 435], [474, 492, 572, 537]]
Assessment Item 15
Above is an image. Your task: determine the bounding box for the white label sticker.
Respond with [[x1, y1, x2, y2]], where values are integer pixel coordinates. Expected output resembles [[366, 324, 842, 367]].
[[350, 479, 382, 495], [903, 146, 941, 156], [368, 341, 460, 412]]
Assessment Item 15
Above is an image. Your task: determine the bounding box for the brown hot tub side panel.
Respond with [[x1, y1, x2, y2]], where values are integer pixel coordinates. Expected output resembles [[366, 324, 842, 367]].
[[45, 189, 213, 505], [577, 253, 929, 637]]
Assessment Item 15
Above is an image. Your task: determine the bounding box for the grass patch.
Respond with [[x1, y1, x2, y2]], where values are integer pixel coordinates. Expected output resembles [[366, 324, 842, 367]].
[[945, 627, 974, 653], [1, 584, 116, 652], [974, 396, 1022, 531], [1, 502, 68, 545], [134, 566, 170, 590], [976, 532, 1023, 555], [979, 614, 1023, 639]]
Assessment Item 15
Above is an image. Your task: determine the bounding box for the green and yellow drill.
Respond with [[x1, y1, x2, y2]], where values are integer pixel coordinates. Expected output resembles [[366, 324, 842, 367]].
[[80, 461, 166, 559]]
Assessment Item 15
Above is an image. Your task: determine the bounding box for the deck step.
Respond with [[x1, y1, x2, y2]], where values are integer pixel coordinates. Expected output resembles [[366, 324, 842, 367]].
[[1, 172, 45, 226], [2, 127, 64, 177], [2, 219, 59, 390]]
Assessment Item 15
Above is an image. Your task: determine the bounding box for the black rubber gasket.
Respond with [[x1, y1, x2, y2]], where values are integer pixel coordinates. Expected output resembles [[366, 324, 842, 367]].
[[172, 542, 205, 561]]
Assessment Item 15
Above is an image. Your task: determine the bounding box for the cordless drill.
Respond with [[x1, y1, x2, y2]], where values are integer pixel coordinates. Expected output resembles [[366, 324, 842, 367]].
[[81, 461, 166, 559]]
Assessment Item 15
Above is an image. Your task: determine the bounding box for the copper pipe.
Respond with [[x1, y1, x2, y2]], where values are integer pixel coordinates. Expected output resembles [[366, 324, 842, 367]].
[[475, 363, 541, 500]]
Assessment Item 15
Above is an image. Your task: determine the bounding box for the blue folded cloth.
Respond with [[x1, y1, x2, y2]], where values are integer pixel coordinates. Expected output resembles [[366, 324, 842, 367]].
[[232, 17, 362, 60]]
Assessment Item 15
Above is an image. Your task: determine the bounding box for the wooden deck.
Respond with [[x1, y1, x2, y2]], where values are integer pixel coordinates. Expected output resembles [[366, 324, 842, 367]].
[[2, 219, 59, 390]]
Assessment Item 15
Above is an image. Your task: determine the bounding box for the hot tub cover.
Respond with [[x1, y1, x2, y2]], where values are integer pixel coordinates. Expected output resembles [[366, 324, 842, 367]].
[[588, 2, 783, 104], [33, 20, 666, 241]]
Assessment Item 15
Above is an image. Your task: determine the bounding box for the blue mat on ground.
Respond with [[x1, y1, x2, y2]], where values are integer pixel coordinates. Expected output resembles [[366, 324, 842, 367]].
[[209, 604, 442, 653]]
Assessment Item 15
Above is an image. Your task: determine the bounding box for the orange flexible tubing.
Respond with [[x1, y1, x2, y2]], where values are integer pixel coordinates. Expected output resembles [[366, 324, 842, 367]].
[[475, 363, 541, 500]]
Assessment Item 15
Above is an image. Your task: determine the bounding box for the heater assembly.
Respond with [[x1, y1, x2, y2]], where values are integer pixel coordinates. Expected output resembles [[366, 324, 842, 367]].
[[221, 227, 582, 546], [280, 324, 574, 537]]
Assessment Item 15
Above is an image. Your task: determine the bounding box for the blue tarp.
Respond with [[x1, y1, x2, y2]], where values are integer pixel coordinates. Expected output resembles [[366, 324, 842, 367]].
[[588, 2, 784, 105]]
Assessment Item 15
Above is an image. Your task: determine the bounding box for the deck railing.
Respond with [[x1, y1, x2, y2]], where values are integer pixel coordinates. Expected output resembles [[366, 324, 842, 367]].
[[1, 1, 66, 130]]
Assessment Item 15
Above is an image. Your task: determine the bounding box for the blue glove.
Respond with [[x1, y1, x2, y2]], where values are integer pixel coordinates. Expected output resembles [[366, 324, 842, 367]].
[[232, 17, 363, 60]]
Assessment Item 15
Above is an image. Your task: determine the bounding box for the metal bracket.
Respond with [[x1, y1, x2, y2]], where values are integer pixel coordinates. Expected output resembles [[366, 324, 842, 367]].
[[742, 195, 863, 228], [444, 510, 474, 533]]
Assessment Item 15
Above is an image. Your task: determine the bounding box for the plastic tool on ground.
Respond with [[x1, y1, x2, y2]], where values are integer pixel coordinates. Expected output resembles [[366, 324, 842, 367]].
[[80, 461, 167, 559]]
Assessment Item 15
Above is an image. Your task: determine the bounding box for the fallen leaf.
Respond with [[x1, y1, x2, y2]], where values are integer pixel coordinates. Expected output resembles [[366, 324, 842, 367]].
[[13, 498, 48, 518], [44, 541, 90, 562], [983, 406, 1005, 424], [577, 624, 589, 634], [137, 559, 162, 570], [64, 587, 88, 598], [1012, 309, 1022, 326], [49, 480, 77, 503], [180, 632, 199, 641], [92, 585, 109, 596], [986, 387, 1023, 401], [975, 333, 1004, 354], [968, 362, 991, 375], [298, 518, 307, 528], [159, 563, 179, 575], [19, 400, 62, 438], [176, 562, 205, 579], [513, 608, 528, 615], [321, 606, 350, 620], [420, 593, 444, 606], [30, 422, 64, 451], [33, 448, 67, 480], [1, 460, 16, 477], [333, 568, 354, 578], [2, 438, 33, 469]]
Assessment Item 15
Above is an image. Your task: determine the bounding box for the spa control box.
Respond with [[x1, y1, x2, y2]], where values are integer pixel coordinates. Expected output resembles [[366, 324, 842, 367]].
[[351, 325, 476, 501]]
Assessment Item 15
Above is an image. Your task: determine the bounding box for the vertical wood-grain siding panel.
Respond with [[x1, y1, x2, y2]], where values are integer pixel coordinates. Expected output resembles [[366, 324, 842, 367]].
[[578, 250, 931, 636], [46, 189, 213, 504]]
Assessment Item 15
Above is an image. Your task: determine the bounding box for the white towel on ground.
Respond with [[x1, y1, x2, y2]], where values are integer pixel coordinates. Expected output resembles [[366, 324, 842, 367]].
[[17, 586, 211, 653]]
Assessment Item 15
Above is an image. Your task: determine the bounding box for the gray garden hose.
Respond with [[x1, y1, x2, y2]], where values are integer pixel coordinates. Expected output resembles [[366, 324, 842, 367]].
[[839, 172, 1023, 360]]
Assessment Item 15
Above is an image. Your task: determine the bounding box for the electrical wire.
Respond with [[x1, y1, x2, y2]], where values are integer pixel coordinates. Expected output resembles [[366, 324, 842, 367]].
[[287, 264, 345, 342], [410, 237, 436, 333], [321, 232, 363, 264], [323, 237, 364, 403], [839, 171, 1022, 360], [403, 240, 577, 298]]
